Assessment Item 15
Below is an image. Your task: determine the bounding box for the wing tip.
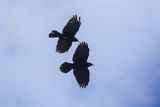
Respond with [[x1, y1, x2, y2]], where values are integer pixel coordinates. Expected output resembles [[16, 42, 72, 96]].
[[79, 82, 88, 88], [79, 42, 88, 47], [72, 14, 81, 22], [56, 49, 68, 53]]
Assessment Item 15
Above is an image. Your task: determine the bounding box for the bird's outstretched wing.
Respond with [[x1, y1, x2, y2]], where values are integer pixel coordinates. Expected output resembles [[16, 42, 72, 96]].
[[62, 15, 81, 37], [73, 42, 89, 63], [56, 38, 72, 53], [73, 68, 89, 88]]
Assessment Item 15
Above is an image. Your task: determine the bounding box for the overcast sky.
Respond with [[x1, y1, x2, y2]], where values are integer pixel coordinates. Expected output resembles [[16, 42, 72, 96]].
[[0, 0, 160, 107]]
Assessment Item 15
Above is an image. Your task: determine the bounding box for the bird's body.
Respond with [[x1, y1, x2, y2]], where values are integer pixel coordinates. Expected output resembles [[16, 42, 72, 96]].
[[60, 42, 93, 88], [49, 15, 81, 53], [73, 62, 92, 69]]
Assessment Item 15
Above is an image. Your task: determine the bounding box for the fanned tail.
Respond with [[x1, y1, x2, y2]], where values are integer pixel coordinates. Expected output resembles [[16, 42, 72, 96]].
[[49, 30, 61, 38], [60, 62, 73, 73]]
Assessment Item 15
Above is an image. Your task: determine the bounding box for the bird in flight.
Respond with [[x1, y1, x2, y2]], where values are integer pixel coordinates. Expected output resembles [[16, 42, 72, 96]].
[[60, 42, 93, 88], [49, 15, 81, 53]]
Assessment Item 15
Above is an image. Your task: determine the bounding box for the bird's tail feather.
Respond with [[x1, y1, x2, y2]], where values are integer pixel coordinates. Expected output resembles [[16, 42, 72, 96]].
[[60, 62, 73, 73], [49, 30, 61, 38]]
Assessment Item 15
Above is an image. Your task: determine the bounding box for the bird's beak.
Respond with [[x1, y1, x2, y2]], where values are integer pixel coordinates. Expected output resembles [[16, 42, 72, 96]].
[[77, 40, 80, 43]]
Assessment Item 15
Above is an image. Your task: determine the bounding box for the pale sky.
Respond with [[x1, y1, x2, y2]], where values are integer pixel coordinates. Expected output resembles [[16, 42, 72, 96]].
[[0, 0, 160, 107]]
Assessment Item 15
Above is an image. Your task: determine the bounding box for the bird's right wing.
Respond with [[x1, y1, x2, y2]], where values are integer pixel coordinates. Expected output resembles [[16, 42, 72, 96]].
[[73, 68, 89, 88], [62, 15, 81, 37], [73, 42, 89, 63], [56, 38, 72, 53]]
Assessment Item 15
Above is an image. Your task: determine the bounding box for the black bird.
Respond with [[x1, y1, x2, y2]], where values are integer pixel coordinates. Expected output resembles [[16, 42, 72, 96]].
[[49, 15, 81, 53], [60, 42, 93, 88]]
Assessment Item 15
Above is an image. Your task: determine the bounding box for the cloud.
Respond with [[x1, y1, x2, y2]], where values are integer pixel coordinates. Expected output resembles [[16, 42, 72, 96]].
[[0, 0, 160, 107]]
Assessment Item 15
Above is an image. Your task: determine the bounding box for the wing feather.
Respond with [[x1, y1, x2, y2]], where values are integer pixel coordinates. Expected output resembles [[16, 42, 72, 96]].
[[62, 15, 81, 37], [56, 38, 72, 53], [73, 42, 89, 63], [73, 68, 89, 88]]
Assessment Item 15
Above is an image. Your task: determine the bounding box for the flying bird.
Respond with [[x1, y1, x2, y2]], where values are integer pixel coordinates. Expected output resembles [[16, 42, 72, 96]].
[[49, 15, 81, 53], [60, 42, 93, 88]]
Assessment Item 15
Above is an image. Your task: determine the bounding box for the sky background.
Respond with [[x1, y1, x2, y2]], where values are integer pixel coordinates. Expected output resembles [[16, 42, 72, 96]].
[[0, 0, 160, 107]]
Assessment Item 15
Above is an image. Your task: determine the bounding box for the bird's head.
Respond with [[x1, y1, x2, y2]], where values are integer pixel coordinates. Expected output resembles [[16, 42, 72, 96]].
[[73, 37, 79, 42], [87, 62, 94, 67]]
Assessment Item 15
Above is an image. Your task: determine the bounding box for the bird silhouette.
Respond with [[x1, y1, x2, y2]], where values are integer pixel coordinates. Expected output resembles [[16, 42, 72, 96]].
[[49, 15, 81, 53], [60, 42, 93, 88]]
